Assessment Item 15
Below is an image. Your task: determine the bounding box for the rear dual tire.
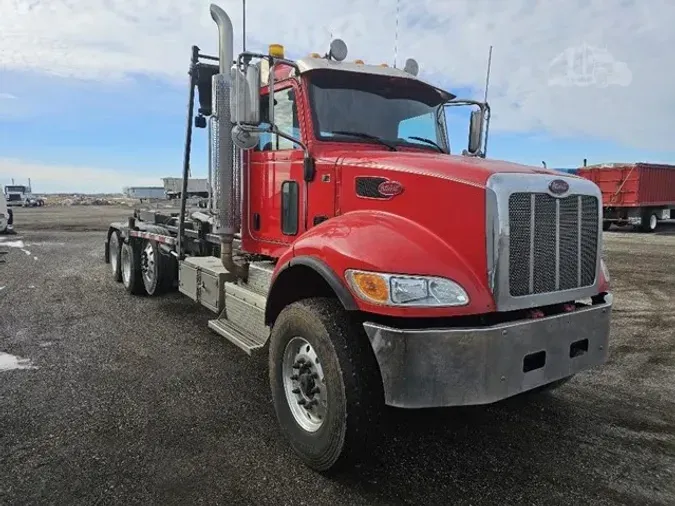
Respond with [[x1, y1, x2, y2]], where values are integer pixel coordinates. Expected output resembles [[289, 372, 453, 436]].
[[109, 231, 123, 282], [116, 238, 173, 296], [639, 211, 658, 233], [121, 240, 145, 295]]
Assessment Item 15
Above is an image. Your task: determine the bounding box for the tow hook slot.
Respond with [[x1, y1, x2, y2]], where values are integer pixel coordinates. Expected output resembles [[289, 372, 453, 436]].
[[569, 338, 589, 358], [523, 350, 546, 373]]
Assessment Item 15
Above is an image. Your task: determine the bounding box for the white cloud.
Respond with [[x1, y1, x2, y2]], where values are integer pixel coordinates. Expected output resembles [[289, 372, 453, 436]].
[[0, 92, 17, 100], [0, 158, 160, 193], [0, 0, 674, 151]]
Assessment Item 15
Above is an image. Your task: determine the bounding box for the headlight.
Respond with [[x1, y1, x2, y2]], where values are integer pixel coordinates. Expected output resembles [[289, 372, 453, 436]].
[[345, 269, 469, 307], [600, 258, 610, 285]]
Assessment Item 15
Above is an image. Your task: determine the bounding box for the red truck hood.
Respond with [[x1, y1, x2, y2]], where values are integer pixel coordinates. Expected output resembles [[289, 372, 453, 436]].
[[331, 150, 560, 188]]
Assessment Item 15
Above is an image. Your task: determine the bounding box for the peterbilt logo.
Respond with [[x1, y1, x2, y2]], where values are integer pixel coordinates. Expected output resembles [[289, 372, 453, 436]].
[[548, 179, 570, 195], [378, 180, 404, 197]]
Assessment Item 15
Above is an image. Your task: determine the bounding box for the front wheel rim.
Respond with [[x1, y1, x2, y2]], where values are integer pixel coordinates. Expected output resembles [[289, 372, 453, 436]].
[[650, 214, 657, 230], [282, 336, 328, 432]]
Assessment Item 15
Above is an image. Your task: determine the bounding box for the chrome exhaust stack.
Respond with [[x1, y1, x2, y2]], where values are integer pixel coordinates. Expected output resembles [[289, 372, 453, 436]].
[[210, 3, 248, 280]]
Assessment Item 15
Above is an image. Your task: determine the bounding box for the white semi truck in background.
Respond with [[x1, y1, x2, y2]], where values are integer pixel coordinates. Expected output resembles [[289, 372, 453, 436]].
[[4, 181, 44, 208]]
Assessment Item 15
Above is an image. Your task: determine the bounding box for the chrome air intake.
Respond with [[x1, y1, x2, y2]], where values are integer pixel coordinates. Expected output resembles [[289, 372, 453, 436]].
[[211, 72, 235, 235], [486, 173, 603, 312]]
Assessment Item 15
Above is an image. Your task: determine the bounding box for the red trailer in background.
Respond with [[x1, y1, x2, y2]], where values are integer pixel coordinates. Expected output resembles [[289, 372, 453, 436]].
[[577, 162, 675, 232]]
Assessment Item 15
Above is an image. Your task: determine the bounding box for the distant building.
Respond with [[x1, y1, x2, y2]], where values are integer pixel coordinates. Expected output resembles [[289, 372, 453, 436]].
[[162, 178, 210, 199]]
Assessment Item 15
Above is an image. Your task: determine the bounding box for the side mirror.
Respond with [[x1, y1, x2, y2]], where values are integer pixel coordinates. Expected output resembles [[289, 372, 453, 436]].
[[232, 125, 259, 151], [230, 63, 261, 125], [468, 109, 484, 155], [303, 156, 316, 182]]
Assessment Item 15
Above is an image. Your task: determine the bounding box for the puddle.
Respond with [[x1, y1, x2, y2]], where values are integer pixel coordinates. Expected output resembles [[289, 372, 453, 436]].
[[0, 352, 37, 372], [0, 239, 31, 256], [0, 240, 26, 248]]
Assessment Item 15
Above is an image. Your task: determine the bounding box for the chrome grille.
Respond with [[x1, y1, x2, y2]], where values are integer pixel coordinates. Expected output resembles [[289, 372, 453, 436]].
[[508, 193, 598, 297]]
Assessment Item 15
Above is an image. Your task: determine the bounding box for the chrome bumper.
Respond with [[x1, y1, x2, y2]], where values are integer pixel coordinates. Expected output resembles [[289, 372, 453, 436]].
[[363, 297, 612, 408]]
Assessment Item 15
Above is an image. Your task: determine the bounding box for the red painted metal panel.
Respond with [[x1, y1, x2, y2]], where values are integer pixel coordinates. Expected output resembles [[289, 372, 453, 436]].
[[577, 163, 675, 207]]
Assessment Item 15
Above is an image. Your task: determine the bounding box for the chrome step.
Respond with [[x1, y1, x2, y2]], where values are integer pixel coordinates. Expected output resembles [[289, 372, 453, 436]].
[[224, 283, 268, 343], [208, 319, 266, 355], [243, 260, 275, 296]]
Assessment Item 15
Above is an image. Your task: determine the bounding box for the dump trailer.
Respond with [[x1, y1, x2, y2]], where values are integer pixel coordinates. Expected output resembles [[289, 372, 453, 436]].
[[577, 162, 675, 232], [162, 177, 210, 199], [104, 3, 613, 472]]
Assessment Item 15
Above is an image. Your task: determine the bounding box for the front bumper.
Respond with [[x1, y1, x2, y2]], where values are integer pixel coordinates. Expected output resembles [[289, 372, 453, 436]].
[[363, 296, 612, 408]]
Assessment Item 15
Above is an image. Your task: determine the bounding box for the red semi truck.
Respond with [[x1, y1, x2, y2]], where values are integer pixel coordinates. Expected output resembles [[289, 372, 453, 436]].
[[577, 162, 675, 232], [103, 3, 613, 471]]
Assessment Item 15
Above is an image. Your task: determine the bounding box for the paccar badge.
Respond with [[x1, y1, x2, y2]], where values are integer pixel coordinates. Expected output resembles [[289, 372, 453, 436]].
[[378, 180, 404, 197], [548, 179, 569, 195]]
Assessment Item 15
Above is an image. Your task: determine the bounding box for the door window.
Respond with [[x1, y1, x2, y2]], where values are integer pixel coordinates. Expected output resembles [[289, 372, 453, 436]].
[[256, 87, 301, 151]]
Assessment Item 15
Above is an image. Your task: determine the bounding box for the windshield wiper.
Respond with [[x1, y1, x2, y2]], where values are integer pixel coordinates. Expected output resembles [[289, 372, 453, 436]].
[[331, 131, 397, 151], [406, 136, 446, 153]]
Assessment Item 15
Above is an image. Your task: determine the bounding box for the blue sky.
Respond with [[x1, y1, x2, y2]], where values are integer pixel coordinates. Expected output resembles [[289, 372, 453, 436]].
[[1, 0, 674, 193]]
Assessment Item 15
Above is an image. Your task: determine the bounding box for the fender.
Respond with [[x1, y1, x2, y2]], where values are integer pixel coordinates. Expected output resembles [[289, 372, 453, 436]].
[[271, 210, 495, 319], [265, 255, 359, 324]]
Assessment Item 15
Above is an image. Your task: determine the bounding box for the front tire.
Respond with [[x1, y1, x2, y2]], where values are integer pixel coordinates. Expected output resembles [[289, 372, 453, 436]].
[[268, 298, 383, 473]]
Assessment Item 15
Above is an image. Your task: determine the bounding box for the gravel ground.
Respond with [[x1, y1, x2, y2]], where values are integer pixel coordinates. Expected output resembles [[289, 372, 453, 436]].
[[1, 207, 674, 505]]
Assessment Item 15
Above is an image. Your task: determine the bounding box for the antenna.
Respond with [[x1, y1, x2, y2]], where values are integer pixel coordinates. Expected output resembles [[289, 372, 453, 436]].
[[393, 0, 400, 67], [483, 45, 493, 103], [242, 0, 247, 52]]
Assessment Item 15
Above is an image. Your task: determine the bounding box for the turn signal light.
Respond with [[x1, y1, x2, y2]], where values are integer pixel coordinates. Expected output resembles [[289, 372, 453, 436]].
[[349, 272, 389, 303], [379, 63, 389, 67], [354, 59, 365, 64], [309, 52, 321, 58]]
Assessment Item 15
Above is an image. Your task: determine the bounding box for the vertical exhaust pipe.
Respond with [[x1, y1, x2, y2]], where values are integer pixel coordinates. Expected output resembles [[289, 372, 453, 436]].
[[210, 3, 248, 280]]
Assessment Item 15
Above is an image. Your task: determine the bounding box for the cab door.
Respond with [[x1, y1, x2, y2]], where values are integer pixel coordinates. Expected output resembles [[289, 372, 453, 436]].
[[247, 80, 306, 255]]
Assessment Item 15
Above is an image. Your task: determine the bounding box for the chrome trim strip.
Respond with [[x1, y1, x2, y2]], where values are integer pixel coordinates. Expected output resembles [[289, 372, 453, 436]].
[[528, 194, 535, 294], [577, 195, 582, 286], [555, 198, 560, 290]]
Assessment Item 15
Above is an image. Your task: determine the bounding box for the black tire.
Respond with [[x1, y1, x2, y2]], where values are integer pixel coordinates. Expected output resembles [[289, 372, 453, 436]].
[[639, 211, 658, 233], [108, 230, 122, 282], [121, 241, 145, 295], [602, 221, 611, 231], [268, 297, 383, 473]]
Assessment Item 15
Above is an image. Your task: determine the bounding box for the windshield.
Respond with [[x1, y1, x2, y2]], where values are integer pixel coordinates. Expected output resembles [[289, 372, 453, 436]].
[[5, 186, 26, 193], [307, 70, 449, 152]]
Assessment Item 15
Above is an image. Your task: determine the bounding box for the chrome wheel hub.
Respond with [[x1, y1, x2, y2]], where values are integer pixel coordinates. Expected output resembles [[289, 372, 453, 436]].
[[121, 244, 131, 285], [282, 337, 327, 432], [141, 242, 156, 287], [110, 234, 119, 274]]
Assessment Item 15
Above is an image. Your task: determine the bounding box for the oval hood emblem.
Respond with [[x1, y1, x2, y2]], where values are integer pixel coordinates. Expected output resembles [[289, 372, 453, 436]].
[[378, 180, 404, 197], [549, 179, 569, 195]]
